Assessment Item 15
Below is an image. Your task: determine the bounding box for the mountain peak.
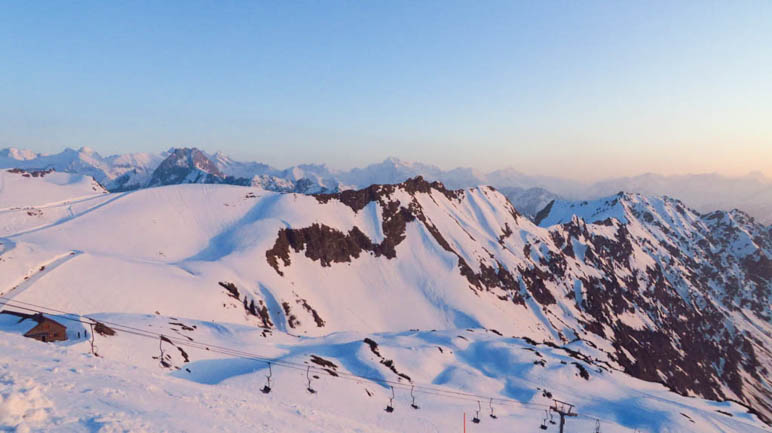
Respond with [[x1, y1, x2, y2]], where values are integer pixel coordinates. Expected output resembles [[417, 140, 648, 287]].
[[382, 156, 405, 165], [0, 147, 38, 161], [536, 191, 696, 228], [314, 175, 460, 212], [147, 147, 223, 187]]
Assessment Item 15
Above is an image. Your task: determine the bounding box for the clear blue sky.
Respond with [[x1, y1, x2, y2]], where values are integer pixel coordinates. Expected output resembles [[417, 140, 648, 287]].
[[1, 1, 770, 179]]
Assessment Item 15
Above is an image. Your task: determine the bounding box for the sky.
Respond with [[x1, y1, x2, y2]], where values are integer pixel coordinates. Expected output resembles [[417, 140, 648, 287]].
[[0, 1, 770, 180]]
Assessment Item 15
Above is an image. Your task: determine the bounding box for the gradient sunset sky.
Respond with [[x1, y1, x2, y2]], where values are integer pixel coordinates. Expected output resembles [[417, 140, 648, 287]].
[[1, 1, 770, 180]]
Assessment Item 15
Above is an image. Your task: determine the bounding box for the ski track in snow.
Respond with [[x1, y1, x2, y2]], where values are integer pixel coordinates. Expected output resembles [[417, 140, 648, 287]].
[[0, 193, 109, 215], [5, 192, 131, 238], [0, 250, 82, 308]]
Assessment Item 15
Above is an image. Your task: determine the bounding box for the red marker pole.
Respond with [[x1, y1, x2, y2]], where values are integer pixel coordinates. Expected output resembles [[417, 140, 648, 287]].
[[463, 412, 466, 433]]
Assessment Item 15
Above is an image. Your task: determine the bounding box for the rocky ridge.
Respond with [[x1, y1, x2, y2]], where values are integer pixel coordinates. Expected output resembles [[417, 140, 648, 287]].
[[261, 178, 771, 423]]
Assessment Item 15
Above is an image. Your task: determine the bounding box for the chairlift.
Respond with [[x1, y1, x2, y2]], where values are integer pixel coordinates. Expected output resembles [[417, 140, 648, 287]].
[[472, 400, 481, 424], [306, 366, 316, 394], [489, 397, 497, 419], [261, 362, 272, 394], [157, 334, 169, 368], [410, 385, 419, 409], [385, 386, 395, 413], [540, 409, 549, 430], [88, 322, 99, 357]]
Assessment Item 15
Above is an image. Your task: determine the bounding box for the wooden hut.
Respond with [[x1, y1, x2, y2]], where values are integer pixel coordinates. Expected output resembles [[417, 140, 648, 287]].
[[23, 314, 68, 342]]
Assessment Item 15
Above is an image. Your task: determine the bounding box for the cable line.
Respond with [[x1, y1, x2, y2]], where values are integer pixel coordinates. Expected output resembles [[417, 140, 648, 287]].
[[6, 295, 742, 432]]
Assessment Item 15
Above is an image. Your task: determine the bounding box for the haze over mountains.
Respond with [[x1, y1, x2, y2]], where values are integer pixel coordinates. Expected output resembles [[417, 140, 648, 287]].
[[1, 146, 770, 224]]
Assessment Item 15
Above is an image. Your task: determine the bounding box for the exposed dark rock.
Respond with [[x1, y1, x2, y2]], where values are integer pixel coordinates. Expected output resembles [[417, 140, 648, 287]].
[[266, 224, 380, 273], [94, 322, 116, 337], [519, 265, 556, 305], [177, 347, 190, 363], [313, 176, 462, 211], [310, 355, 337, 369], [572, 362, 590, 380], [498, 223, 514, 245], [297, 298, 325, 328], [8, 168, 55, 178], [218, 282, 240, 300], [282, 302, 299, 328], [361, 338, 411, 381], [533, 200, 555, 226], [169, 321, 195, 331], [255, 300, 273, 328], [363, 338, 381, 357]]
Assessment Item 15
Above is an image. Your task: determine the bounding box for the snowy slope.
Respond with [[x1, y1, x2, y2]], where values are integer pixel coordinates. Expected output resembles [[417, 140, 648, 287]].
[[0, 168, 106, 209], [0, 173, 770, 431], [536, 192, 771, 414], [0, 147, 166, 192], [1, 321, 769, 433], [0, 169, 109, 239]]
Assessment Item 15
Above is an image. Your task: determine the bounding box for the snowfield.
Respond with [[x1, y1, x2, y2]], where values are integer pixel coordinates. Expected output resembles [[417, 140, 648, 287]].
[[1, 325, 768, 433], [0, 169, 770, 432]]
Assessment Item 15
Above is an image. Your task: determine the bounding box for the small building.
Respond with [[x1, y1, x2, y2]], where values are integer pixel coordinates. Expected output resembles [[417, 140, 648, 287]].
[[23, 314, 68, 343]]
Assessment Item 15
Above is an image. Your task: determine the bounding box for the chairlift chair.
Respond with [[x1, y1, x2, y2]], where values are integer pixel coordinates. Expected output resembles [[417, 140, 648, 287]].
[[489, 397, 497, 419], [472, 400, 481, 424], [385, 386, 395, 413], [540, 409, 549, 430], [261, 362, 272, 394], [306, 366, 316, 394]]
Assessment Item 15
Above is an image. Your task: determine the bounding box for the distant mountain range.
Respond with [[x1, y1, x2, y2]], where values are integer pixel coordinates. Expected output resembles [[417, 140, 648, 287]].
[[1, 146, 769, 223]]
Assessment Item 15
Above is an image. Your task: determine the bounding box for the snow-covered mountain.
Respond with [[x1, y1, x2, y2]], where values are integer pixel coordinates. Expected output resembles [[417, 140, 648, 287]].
[[146, 147, 227, 187], [580, 173, 772, 225], [0, 171, 769, 431], [0, 168, 106, 212], [0, 146, 166, 192], [1, 147, 769, 223], [0, 147, 38, 161], [142, 148, 345, 193]]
